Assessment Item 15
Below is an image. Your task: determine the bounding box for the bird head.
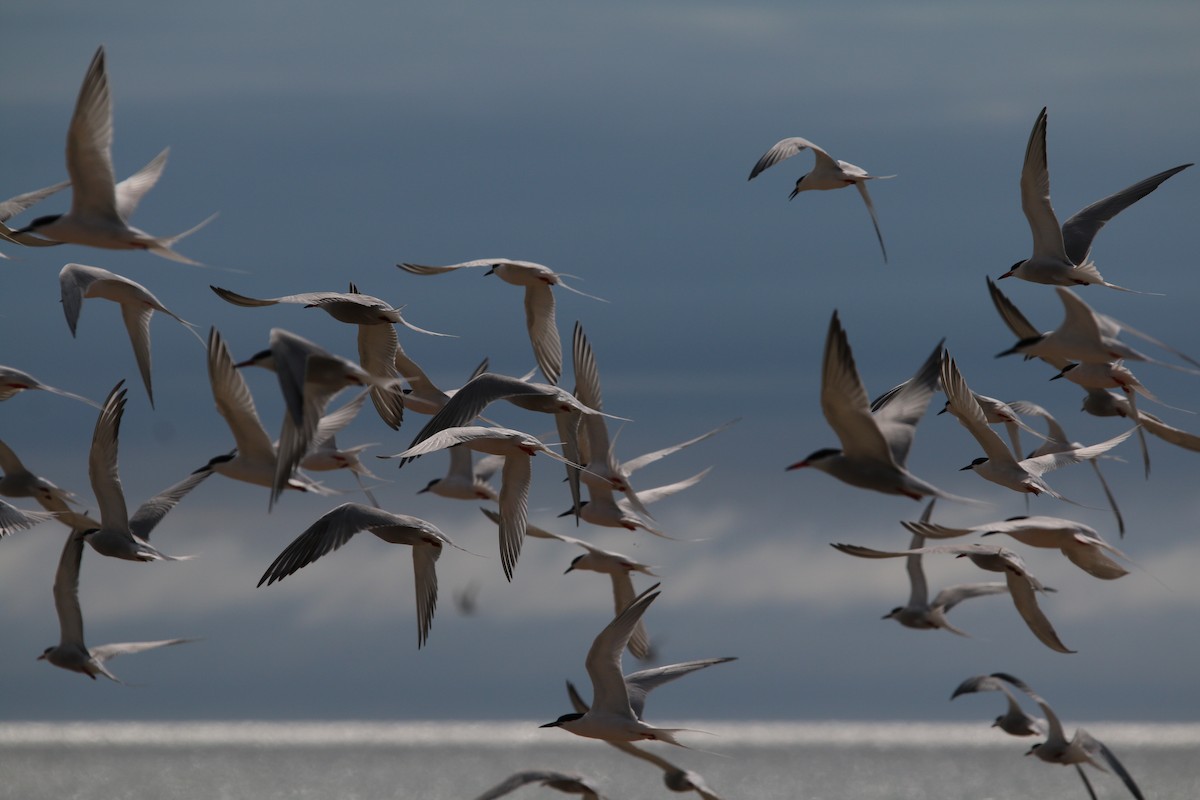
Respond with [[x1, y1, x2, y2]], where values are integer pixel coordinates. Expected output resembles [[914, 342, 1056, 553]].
[[960, 457, 988, 471], [540, 712, 584, 728], [786, 447, 840, 471]]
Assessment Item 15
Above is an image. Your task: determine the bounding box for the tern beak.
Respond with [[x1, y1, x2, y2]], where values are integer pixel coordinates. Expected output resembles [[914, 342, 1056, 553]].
[[785, 460, 808, 471], [959, 464, 974, 471]]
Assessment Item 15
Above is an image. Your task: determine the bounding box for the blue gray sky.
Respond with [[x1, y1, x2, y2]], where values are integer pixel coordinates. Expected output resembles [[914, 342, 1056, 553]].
[[2, 1, 1199, 725]]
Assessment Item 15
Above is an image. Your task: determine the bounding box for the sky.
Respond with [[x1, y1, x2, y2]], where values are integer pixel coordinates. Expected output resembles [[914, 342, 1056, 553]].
[[2, 0, 1200, 729]]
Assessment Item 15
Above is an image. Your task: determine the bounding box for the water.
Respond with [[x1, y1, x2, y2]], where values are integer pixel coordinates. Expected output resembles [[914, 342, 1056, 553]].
[[2, 721, 1196, 799]]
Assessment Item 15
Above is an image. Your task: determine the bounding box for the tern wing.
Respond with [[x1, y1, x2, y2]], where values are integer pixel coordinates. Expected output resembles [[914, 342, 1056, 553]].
[[1003, 571, 1075, 654], [497, 453, 531, 581], [524, 283, 562, 385], [941, 354, 1018, 465], [1020, 428, 1134, 477], [88, 383, 130, 532], [586, 584, 659, 717], [66, 47, 120, 222], [624, 657, 737, 720], [358, 323, 404, 430], [128, 468, 213, 541], [207, 329, 276, 461], [411, 538, 442, 648], [53, 531, 86, 648], [855, 180, 888, 262], [1019, 107, 1069, 262], [114, 148, 168, 220], [872, 340, 943, 465], [747, 136, 827, 180], [0, 180, 70, 221], [821, 312, 894, 463]]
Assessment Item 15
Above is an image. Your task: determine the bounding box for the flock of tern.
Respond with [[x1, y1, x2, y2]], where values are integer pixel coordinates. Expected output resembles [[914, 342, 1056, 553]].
[[2, 43, 1195, 799]]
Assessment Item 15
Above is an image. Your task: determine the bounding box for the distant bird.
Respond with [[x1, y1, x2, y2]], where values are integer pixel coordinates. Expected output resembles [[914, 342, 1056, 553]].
[[1082, 390, 1200, 459], [987, 673, 1146, 800], [559, 469, 713, 541], [952, 673, 1048, 737], [0, 498, 57, 537], [540, 583, 734, 745], [938, 391, 1041, 461], [942, 353, 1133, 499], [788, 312, 970, 502], [0, 365, 99, 407], [397, 259, 606, 384], [59, 263, 200, 407], [471, 770, 605, 800], [211, 283, 450, 429], [418, 446, 502, 501], [483, 507, 658, 660], [748, 136, 893, 262], [0, 179, 70, 254], [384, 425, 584, 580], [1001, 106, 1190, 290], [566, 681, 725, 799], [258, 503, 455, 648], [78, 382, 208, 562], [833, 541, 1072, 654], [38, 529, 196, 682], [10, 47, 214, 263], [875, 500, 1007, 637]]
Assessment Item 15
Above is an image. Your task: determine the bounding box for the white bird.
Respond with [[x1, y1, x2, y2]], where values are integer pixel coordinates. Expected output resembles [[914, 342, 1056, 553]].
[[748, 136, 893, 262], [832, 541, 1072, 654], [483, 507, 658, 660], [0, 179, 70, 254], [38, 529, 196, 682], [0, 498, 57, 537], [876, 500, 1007, 636], [238, 328, 399, 508], [1009, 400, 1129, 532], [559, 469, 713, 541], [397, 259, 605, 385], [990, 673, 1146, 800], [79, 382, 208, 562], [419, 447, 502, 501], [471, 770, 605, 800], [1000, 106, 1190, 290], [59, 263, 200, 408], [565, 681, 725, 799], [211, 283, 450, 429], [0, 365, 99, 407], [383, 425, 585, 580], [258, 503, 455, 648], [541, 583, 732, 745], [0, 436, 81, 517], [199, 328, 335, 496], [788, 312, 970, 502], [942, 353, 1133, 499], [996, 286, 1200, 373], [11, 47, 214, 263]]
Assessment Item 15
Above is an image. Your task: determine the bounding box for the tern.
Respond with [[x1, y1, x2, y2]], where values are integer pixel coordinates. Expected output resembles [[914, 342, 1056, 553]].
[[483, 507, 658, 660], [1009, 400, 1129, 532], [0, 179, 70, 253], [258, 503, 455, 648], [471, 770, 605, 800], [0, 498, 57, 537], [989, 673, 1146, 800], [788, 312, 971, 502], [11, 47, 214, 263], [0, 436, 81, 517], [833, 541, 1072, 654], [558, 469, 713, 540], [397, 259, 606, 385], [38, 528, 196, 681], [0, 365, 99, 407], [237, 328, 399, 508], [938, 391, 1041, 460], [748, 136, 893, 262], [211, 283, 451, 429], [418, 446, 502, 501], [876, 500, 1007, 636], [1001, 106, 1190, 290], [1083, 390, 1200, 458], [565, 681, 725, 799], [383, 425, 586, 580], [79, 382, 209, 562], [59, 263, 201, 407], [942, 353, 1134, 499], [199, 329, 336, 496], [541, 583, 733, 745]]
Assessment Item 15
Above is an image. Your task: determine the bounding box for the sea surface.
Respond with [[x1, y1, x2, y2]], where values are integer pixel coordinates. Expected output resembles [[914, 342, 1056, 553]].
[[2, 721, 1196, 799]]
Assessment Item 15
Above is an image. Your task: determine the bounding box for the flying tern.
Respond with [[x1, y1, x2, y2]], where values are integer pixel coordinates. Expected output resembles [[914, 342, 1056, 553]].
[[558, 468, 713, 540], [833, 541, 1072, 654], [0, 498, 57, 537], [383, 425, 585, 580], [11, 47, 214, 263], [1001, 106, 1190, 290], [789, 312, 971, 502], [59, 263, 201, 408], [471, 770, 605, 800], [0, 365, 99, 407], [565, 681, 725, 799], [541, 583, 732, 745], [942, 353, 1133, 499], [875, 500, 1007, 637], [748, 136, 893, 262], [397, 259, 606, 385], [418, 446, 502, 501], [38, 529, 196, 681], [0, 179, 70, 254], [79, 382, 209, 562], [0, 436, 81, 517], [258, 503, 455, 648]]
